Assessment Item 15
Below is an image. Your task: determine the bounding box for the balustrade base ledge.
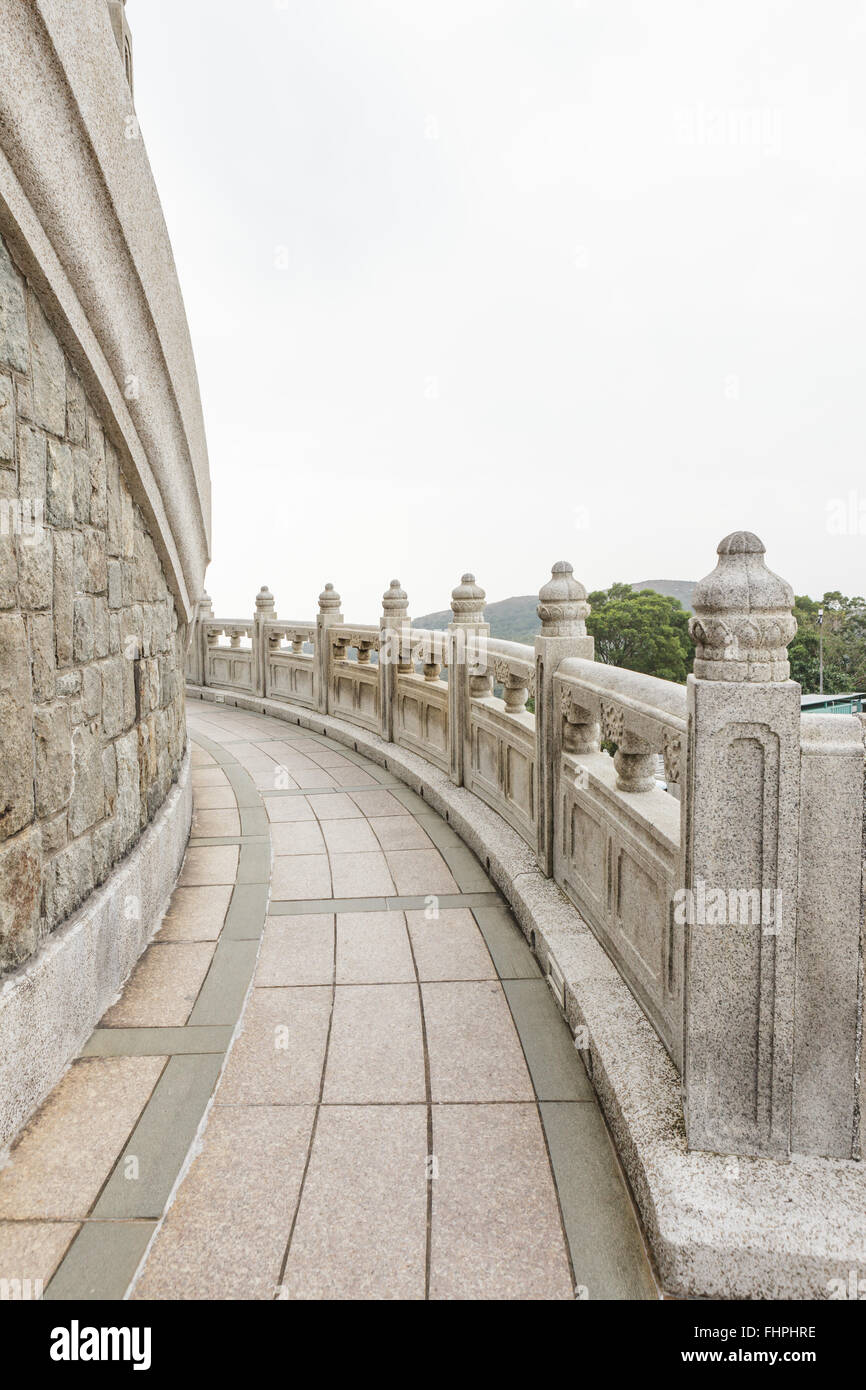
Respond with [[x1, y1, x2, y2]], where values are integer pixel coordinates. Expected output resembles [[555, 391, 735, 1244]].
[[0, 749, 192, 1154], [186, 684, 866, 1299]]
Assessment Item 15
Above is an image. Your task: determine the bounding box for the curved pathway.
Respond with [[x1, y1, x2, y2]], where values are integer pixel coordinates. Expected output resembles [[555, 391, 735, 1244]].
[[0, 700, 657, 1301]]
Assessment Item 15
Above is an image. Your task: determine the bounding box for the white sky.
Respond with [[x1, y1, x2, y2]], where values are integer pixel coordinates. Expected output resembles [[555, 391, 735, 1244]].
[[130, 0, 866, 622]]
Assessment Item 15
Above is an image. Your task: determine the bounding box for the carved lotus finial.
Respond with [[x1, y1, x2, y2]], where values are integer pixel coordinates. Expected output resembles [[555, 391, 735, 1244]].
[[689, 531, 796, 682], [318, 582, 342, 615], [255, 585, 275, 614], [381, 578, 409, 622], [450, 573, 486, 624], [537, 560, 590, 636]]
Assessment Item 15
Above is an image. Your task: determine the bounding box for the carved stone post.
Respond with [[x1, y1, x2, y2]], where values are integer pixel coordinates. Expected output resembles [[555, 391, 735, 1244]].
[[379, 579, 409, 742], [189, 591, 213, 687], [316, 582, 343, 714], [253, 585, 276, 698], [447, 574, 488, 787], [534, 562, 594, 875], [684, 532, 800, 1158]]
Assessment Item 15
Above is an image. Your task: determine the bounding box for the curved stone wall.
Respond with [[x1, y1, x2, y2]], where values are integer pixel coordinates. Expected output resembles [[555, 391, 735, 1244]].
[[0, 2, 209, 1139]]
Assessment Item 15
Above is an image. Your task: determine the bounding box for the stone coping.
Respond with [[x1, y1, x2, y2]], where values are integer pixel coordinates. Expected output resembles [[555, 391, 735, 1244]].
[[0, 0, 209, 617], [187, 684, 866, 1299], [0, 749, 192, 1152]]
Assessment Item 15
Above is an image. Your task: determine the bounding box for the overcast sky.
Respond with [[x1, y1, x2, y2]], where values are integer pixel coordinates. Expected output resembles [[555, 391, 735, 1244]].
[[130, 0, 866, 622]]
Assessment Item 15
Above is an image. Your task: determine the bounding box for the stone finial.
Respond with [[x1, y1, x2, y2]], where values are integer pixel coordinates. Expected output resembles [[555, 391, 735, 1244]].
[[197, 591, 213, 615], [318, 582, 342, 616], [381, 579, 409, 623], [255, 585, 276, 618], [689, 531, 797, 682], [450, 573, 486, 626], [537, 561, 590, 637]]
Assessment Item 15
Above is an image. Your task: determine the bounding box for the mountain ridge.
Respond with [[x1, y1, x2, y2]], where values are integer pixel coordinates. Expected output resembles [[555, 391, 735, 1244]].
[[413, 580, 695, 644]]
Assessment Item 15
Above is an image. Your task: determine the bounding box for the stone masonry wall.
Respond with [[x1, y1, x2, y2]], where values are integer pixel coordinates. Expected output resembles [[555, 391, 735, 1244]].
[[0, 233, 187, 974]]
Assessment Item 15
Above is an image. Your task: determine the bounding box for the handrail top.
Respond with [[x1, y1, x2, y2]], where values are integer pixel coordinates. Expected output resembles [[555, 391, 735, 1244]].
[[485, 637, 535, 662], [558, 657, 687, 720]]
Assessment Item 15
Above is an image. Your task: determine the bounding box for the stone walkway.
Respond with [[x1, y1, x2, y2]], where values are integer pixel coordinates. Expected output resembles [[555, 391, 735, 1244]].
[[0, 700, 658, 1301]]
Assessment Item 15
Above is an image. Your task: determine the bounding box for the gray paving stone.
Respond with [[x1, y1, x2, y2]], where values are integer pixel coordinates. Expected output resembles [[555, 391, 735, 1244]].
[[187, 939, 260, 1024], [45, 1221, 157, 1301], [413, 813, 462, 848], [237, 840, 271, 885], [539, 1101, 658, 1301], [439, 845, 492, 892], [269, 895, 388, 916], [224, 764, 262, 807], [502, 979, 594, 1101], [82, 1026, 233, 1057], [93, 1053, 223, 1218], [223, 881, 271, 939], [240, 804, 270, 837], [473, 904, 542, 979]]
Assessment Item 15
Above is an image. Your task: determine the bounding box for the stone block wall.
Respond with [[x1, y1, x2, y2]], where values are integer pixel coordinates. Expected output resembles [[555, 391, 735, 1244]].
[[0, 233, 186, 974]]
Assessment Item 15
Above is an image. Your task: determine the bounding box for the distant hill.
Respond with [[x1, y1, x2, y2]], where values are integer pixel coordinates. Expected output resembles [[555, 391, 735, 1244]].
[[413, 580, 695, 644], [631, 580, 695, 612]]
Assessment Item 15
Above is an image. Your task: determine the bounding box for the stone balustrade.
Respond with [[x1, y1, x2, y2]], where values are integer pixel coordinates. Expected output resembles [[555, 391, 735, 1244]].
[[187, 532, 866, 1165]]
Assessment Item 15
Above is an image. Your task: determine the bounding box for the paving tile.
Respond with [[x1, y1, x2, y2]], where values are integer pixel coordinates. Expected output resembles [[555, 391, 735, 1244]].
[[421, 981, 534, 1102], [400, 811, 461, 845], [430, 1103, 573, 1300], [0, 1221, 80, 1289], [82, 1026, 232, 1057], [329, 851, 396, 898], [239, 805, 270, 837], [0, 1057, 165, 1219], [192, 784, 238, 810], [406, 908, 496, 982], [348, 789, 408, 817], [503, 979, 594, 1101], [237, 840, 271, 884], [385, 849, 459, 896], [178, 845, 239, 887], [256, 916, 334, 986], [187, 939, 261, 1025], [329, 766, 379, 788], [439, 845, 491, 892], [269, 896, 388, 916], [94, 1054, 223, 1219], [218, 987, 332, 1104], [292, 768, 338, 789], [540, 1102, 658, 1300], [191, 808, 241, 838], [44, 1221, 157, 1301], [368, 815, 433, 851], [269, 820, 325, 855], [191, 767, 230, 787], [271, 854, 332, 900], [222, 881, 270, 940], [390, 787, 431, 815], [224, 765, 263, 806], [281, 1105, 427, 1300], [320, 818, 379, 854], [336, 912, 414, 984], [156, 885, 232, 942], [306, 792, 364, 821], [263, 794, 316, 823], [323, 984, 424, 1103], [472, 904, 542, 979], [132, 1105, 315, 1300], [101, 943, 216, 1028]]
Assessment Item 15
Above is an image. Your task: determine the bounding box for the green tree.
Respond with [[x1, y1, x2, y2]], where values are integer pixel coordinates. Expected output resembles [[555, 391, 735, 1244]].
[[586, 585, 693, 684], [788, 592, 866, 693]]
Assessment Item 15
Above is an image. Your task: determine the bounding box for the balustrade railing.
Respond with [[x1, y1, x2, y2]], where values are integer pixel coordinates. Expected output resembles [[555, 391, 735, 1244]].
[[186, 534, 866, 1165]]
